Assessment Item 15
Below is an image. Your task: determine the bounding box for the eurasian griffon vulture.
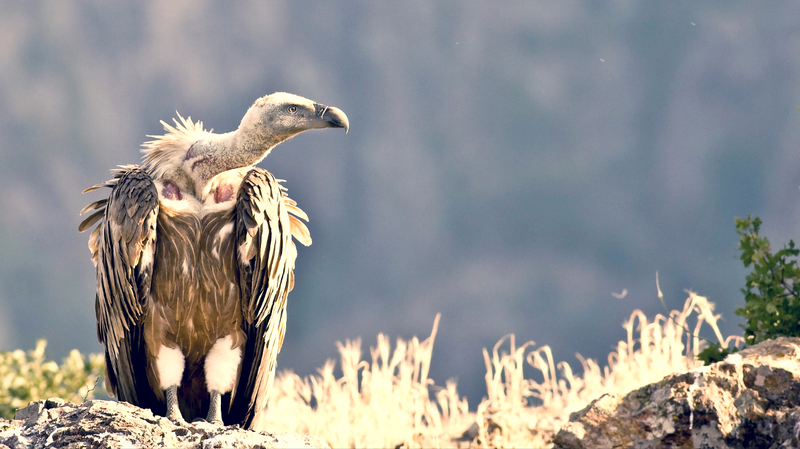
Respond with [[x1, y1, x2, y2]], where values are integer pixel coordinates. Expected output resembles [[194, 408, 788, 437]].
[[79, 93, 348, 428]]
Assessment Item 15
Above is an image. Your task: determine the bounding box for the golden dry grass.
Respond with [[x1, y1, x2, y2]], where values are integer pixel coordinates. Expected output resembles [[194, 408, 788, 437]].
[[262, 291, 742, 448], [0, 288, 742, 446]]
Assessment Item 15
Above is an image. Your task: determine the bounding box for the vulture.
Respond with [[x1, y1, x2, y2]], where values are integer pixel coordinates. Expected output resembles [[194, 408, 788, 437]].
[[78, 92, 348, 428]]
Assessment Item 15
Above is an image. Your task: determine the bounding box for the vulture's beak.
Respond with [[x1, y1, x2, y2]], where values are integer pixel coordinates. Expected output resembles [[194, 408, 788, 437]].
[[313, 104, 350, 133]]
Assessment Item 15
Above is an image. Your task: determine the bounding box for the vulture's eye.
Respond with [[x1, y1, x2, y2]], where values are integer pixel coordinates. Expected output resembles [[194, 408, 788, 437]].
[[287, 105, 298, 114]]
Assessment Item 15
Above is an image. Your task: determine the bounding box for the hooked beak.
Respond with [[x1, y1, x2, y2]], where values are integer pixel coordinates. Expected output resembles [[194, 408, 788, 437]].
[[313, 103, 350, 133]]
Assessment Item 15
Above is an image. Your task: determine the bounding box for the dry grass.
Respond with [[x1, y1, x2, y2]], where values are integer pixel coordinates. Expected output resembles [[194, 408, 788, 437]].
[[0, 288, 741, 446], [260, 315, 468, 447], [262, 291, 742, 448]]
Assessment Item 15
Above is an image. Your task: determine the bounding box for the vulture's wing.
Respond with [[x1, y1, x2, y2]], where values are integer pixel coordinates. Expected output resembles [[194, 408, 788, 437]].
[[227, 167, 311, 428], [79, 167, 161, 411]]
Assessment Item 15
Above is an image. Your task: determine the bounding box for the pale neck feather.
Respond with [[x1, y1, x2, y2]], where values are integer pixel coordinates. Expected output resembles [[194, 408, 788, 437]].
[[141, 113, 281, 198]]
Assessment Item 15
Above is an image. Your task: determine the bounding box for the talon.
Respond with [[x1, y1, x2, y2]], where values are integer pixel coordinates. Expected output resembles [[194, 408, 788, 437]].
[[168, 412, 188, 426]]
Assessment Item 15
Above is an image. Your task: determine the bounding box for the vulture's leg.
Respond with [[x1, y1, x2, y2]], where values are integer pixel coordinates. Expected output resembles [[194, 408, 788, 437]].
[[165, 385, 185, 422], [157, 345, 186, 423], [204, 335, 243, 426], [207, 389, 223, 425]]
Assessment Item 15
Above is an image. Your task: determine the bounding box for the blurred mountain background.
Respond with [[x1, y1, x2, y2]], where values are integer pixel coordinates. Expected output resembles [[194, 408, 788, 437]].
[[1, 1, 799, 407]]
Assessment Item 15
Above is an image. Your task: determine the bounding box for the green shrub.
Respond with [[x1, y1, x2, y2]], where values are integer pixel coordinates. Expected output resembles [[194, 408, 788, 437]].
[[735, 215, 800, 341], [699, 215, 800, 365], [0, 340, 105, 419]]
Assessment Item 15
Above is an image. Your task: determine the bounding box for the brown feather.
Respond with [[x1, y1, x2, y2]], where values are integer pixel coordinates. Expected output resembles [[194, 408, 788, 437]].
[[78, 209, 106, 233]]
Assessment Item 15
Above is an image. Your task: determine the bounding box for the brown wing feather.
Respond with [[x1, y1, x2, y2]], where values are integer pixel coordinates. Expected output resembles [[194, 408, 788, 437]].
[[226, 168, 309, 429], [79, 167, 160, 409]]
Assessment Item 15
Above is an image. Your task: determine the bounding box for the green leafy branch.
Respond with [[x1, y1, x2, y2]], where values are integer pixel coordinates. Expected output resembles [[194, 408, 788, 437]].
[[735, 215, 800, 342], [698, 215, 800, 365]]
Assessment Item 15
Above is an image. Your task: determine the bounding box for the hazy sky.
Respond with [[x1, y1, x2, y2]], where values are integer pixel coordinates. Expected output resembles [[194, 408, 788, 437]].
[[1, 1, 800, 406]]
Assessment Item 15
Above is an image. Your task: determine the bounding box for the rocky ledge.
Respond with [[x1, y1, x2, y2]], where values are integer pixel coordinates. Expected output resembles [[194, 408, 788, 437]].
[[0, 399, 328, 449], [553, 337, 800, 449]]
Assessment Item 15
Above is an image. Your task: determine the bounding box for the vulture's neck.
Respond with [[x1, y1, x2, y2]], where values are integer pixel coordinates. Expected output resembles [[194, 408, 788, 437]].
[[184, 131, 270, 193], [143, 117, 284, 200]]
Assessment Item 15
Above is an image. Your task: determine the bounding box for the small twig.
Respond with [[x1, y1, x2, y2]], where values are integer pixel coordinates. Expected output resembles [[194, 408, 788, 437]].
[[83, 376, 100, 402]]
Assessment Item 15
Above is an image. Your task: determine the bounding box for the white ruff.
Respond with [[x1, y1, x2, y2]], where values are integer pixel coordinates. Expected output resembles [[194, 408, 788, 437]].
[[141, 113, 212, 181], [156, 345, 185, 389], [204, 335, 242, 393]]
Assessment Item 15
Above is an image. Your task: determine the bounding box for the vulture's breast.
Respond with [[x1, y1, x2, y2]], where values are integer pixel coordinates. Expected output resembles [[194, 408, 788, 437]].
[[149, 178, 245, 362]]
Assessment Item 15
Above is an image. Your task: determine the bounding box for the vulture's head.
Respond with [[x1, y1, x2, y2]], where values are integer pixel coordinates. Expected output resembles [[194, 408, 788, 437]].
[[240, 92, 349, 144]]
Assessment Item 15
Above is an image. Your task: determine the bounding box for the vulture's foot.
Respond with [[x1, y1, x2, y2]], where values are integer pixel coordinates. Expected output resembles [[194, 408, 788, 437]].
[[165, 385, 187, 424], [206, 389, 224, 425]]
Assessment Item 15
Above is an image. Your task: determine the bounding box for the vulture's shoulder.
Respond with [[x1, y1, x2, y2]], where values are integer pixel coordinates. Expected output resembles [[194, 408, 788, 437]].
[[235, 168, 311, 248]]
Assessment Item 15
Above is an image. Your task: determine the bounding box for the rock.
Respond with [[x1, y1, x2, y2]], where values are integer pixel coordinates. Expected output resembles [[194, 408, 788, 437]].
[[43, 398, 65, 409], [0, 399, 329, 448], [553, 337, 800, 449], [12, 402, 44, 426]]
